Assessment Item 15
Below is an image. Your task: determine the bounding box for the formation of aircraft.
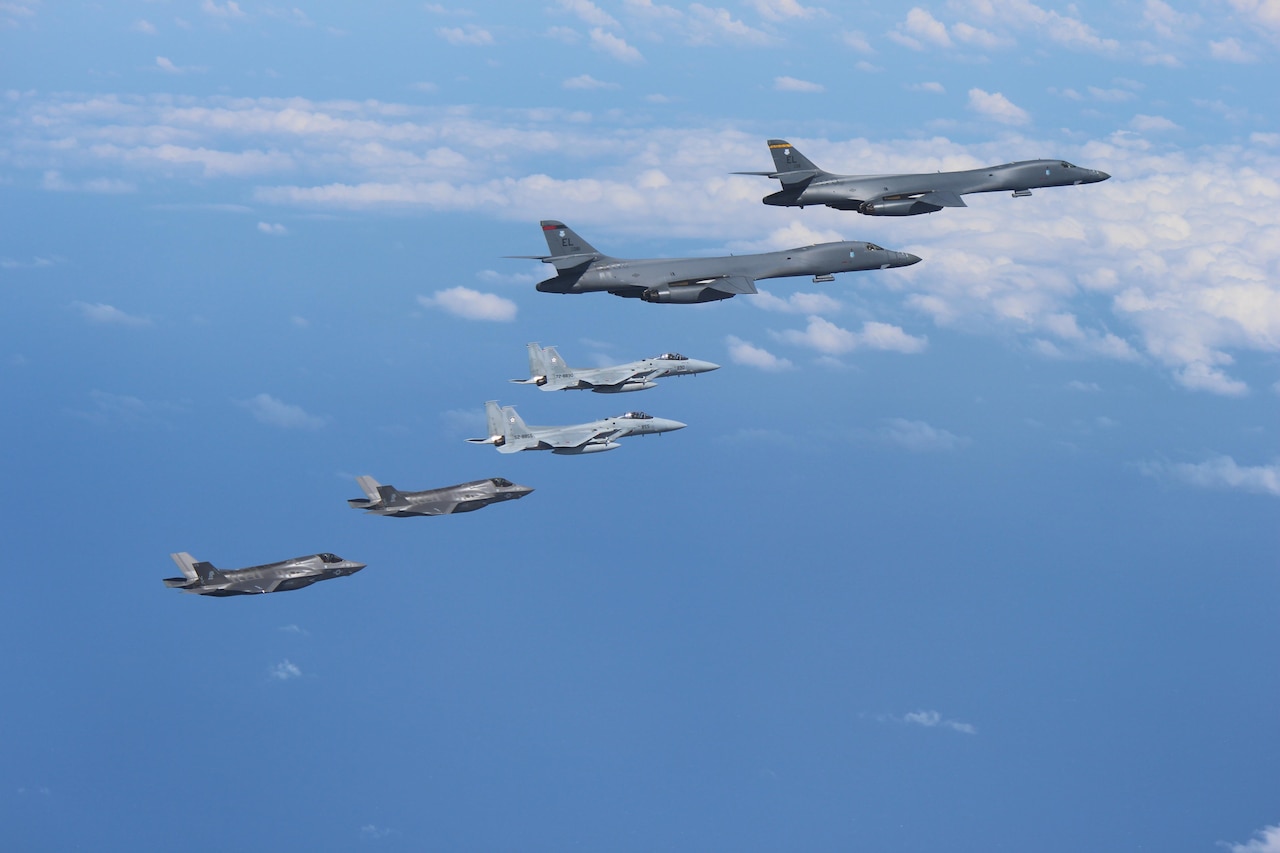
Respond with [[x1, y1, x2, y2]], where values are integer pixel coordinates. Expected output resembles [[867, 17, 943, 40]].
[[733, 138, 1110, 216], [467, 400, 685, 455], [510, 342, 719, 393], [166, 136, 1110, 595], [348, 475, 533, 517], [163, 551, 365, 596], [513, 220, 919, 303]]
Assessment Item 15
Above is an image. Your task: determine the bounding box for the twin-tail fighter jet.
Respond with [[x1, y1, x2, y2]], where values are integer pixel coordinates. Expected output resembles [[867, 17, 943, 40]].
[[467, 400, 685, 455], [512, 220, 919, 304], [510, 342, 719, 393], [733, 139, 1110, 216], [348, 475, 534, 517], [163, 551, 365, 596]]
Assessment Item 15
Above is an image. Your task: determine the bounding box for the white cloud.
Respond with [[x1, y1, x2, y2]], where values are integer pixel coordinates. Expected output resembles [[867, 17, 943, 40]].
[[688, 5, 772, 45], [132, 19, 157, 35], [1209, 37, 1258, 62], [1131, 114, 1181, 132], [557, 0, 618, 27], [202, 0, 245, 19], [418, 287, 517, 322], [71, 390, 185, 426], [902, 709, 977, 734], [562, 74, 618, 90], [952, 21, 1009, 48], [257, 221, 287, 235], [752, 290, 842, 314], [1225, 824, 1280, 853], [1066, 380, 1101, 392], [590, 27, 643, 62], [73, 301, 152, 327], [1139, 455, 1280, 497], [750, 0, 822, 20], [775, 316, 927, 355], [436, 25, 493, 45], [773, 76, 823, 93], [961, 0, 1119, 53], [726, 335, 793, 371], [1225, 0, 1280, 38], [901, 7, 951, 47], [841, 30, 874, 53], [878, 418, 968, 452], [906, 82, 945, 94], [967, 88, 1030, 125], [42, 170, 134, 194], [269, 660, 301, 680], [240, 393, 327, 429]]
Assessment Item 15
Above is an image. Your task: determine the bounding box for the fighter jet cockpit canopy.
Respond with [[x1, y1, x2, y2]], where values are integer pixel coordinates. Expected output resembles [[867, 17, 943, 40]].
[[318, 553, 344, 563], [657, 352, 687, 361], [490, 478, 515, 487], [620, 411, 652, 419]]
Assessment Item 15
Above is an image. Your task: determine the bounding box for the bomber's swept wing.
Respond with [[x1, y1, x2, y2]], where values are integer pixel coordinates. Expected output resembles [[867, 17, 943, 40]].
[[914, 190, 967, 207], [694, 275, 758, 296]]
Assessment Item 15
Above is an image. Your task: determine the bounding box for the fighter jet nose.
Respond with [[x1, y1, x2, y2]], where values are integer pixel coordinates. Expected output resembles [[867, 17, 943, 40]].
[[349, 563, 367, 572], [1097, 171, 1111, 182], [668, 420, 687, 431]]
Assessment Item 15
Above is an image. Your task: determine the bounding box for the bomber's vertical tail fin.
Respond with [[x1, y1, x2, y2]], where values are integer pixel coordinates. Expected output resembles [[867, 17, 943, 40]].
[[767, 139, 824, 184], [540, 220, 600, 262]]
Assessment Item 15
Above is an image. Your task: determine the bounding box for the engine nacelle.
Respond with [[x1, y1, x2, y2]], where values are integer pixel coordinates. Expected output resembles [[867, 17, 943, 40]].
[[533, 375, 548, 387], [857, 198, 942, 216], [640, 285, 735, 304], [596, 381, 658, 393], [553, 442, 620, 455]]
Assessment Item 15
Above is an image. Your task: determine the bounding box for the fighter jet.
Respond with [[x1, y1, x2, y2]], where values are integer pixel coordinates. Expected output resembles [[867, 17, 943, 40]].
[[348, 475, 534, 516], [733, 138, 1110, 216], [510, 342, 719, 393], [467, 400, 685, 455], [163, 551, 365, 596], [512, 220, 919, 304]]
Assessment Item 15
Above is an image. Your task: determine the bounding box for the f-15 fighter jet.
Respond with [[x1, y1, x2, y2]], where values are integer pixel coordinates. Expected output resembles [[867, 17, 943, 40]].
[[348, 475, 534, 516], [467, 400, 685, 455], [513, 220, 918, 304], [163, 551, 365, 596], [733, 138, 1110, 216], [510, 342, 719, 393]]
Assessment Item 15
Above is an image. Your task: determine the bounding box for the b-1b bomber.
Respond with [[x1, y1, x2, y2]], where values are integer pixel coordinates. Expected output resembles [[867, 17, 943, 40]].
[[510, 342, 719, 393], [513, 220, 919, 304], [734, 138, 1110, 216], [467, 400, 685, 455], [163, 551, 365, 596], [348, 475, 534, 517]]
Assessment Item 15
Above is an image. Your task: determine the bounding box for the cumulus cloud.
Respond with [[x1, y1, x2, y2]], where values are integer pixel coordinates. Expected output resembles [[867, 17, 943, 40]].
[[774, 316, 927, 355], [562, 74, 618, 90], [418, 287, 517, 321], [1209, 37, 1257, 62], [877, 418, 969, 452], [73, 302, 152, 327], [269, 660, 301, 680], [1138, 455, 1280, 497], [257, 221, 287, 235], [132, 19, 157, 35], [590, 27, 643, 62], [726, 335, 793, 371], [773, 76, 824, 92], [240, 393, 327, 429], [752, 290, 842, 314], [1225, 824, 1280, 853], [967, 88, 1030, 125], [436, 25, 493, 45], [1131, 114, 1181, 132], [558, 0, 618, 27], [202, 1, 245, 19]]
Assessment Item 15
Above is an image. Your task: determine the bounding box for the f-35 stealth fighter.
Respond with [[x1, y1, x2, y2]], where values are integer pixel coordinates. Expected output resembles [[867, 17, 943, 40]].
[[163, 551, 365, 596], [467, 400, 685, 454], [510, 342, 719, 393], [734, 138, 1110, 216], [348, 475, 534, 516], [514, 220, 919, 304]]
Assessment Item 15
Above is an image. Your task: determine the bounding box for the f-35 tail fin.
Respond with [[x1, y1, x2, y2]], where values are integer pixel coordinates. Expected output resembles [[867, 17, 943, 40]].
[[166, 552, 219, 586]]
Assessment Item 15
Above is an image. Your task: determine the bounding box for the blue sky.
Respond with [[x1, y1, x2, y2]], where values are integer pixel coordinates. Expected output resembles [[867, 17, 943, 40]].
[[2, 1, 1277, 850]]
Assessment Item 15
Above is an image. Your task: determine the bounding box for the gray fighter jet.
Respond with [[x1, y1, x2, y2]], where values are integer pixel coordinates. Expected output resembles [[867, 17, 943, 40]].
[[513, 220, 919, 304], [467, 400, 685, 454], [348, 475, 534, 516], [163, 551, 365, 596], [734, 138, 1110, 215], [510, 342, 719, 393]]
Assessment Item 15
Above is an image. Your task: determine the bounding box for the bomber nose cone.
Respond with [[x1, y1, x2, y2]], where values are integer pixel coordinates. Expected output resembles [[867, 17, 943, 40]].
[[899, 252, 922, 266]]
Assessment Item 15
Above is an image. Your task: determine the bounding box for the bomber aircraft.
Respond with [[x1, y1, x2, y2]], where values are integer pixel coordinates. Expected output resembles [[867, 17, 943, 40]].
[[467, 400, 685, 455], [733, 138, 1110, 216], [511, 220, 919, 304], [163, 551, 365, 596], [510, 342, 719, 393], [348, 475, 534, 516]]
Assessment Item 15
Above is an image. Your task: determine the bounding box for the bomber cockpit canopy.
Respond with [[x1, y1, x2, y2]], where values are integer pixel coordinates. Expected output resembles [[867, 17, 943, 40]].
[[657, 352, 687, 361], [1061, 162, 1076, 168], [620, 411, 652, 419], [491, 478, 514, 487], [866, 243, 884, 251], [318, 553, 343, 563]]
